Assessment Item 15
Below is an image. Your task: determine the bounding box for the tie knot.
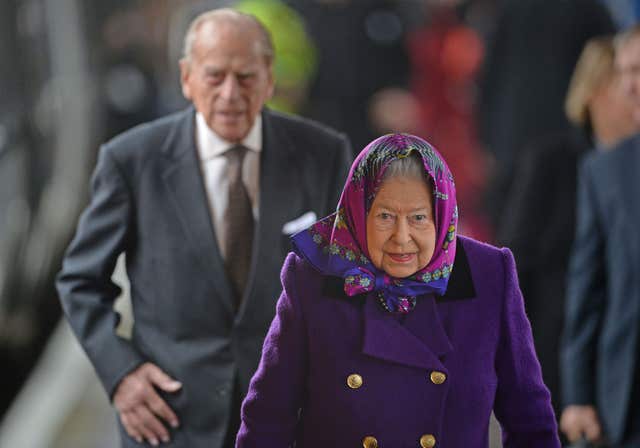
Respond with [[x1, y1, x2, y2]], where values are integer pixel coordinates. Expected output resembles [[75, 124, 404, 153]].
[[225, 145, 249, 166]]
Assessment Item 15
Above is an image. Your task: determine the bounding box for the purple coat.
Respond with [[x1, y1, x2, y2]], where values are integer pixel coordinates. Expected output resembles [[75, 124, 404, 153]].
[[236, 236, 560, 447]]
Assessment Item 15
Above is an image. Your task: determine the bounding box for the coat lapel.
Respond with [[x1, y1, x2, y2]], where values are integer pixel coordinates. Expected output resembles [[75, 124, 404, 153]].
[[161, 108, 234, 313], [362, 295, 452, 371], [361, 238, 477, 370]]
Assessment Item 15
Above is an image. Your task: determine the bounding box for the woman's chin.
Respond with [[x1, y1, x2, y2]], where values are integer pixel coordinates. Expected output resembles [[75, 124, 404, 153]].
[[382, 264, 419, 279]]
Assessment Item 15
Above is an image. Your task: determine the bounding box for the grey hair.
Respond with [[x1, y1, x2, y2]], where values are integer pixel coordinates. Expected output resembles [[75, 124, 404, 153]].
[[181, 8, 274, 64], [382, 153, 429, 183]]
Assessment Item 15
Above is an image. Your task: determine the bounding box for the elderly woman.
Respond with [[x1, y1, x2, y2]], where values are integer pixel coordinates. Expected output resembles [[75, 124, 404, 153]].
[[236, 134, 559, 447]]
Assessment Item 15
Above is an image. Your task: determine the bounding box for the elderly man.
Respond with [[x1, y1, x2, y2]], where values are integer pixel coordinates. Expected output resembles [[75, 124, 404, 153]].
[[560, 25, 640, 448], [57, 9, 351, 448]]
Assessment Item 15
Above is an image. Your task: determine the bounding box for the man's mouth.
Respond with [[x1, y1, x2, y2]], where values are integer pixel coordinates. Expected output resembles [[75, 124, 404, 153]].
[[218, 111, 244, 119]]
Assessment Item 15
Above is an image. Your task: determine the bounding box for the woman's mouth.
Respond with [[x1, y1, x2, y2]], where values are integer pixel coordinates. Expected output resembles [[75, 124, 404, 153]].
[[387, 253, 416, 263]]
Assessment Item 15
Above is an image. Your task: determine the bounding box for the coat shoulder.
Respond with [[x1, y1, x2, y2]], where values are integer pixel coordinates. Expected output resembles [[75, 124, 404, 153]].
[[458, 235, 516, 292], [281, 251, 323, 286], [280, 251, 329, 313], [458, 235, 505, 265]]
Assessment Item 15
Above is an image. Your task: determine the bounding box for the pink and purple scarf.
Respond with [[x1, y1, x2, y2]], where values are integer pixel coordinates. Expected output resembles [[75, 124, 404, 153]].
[[292, 133, 458, 313]]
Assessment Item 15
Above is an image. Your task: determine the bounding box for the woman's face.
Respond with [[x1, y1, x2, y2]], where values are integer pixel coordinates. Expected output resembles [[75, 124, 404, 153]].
[[366, 175, 436, 278]]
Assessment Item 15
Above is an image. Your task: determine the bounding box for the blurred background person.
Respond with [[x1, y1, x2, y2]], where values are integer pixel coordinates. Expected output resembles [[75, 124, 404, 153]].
[[477, 0, 615, 229], [560, 25, 640, 448], [498, 35, 638, 429], [56, 8, 350, 448], [289, 0, 418, 153]]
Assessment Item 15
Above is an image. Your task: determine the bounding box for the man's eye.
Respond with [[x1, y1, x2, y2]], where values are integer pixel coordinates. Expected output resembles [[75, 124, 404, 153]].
[[205, 72, 223, 82], [237, 73, 255, 83]]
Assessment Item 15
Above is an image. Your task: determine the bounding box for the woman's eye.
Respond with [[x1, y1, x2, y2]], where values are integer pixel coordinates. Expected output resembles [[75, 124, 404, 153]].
[[411, 214, 429, 224], [379, 212, 392, 220]]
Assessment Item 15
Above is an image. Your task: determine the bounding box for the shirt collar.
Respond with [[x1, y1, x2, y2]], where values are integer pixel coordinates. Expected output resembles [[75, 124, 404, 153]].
[[195, 112, 262, 161]]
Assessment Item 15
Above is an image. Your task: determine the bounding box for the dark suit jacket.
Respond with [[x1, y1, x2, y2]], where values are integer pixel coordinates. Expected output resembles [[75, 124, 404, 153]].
[[477, 0, 614, 224], [561, 134, 640, 445], [498, 129, 590, 418], [56, 107, 352, 447]]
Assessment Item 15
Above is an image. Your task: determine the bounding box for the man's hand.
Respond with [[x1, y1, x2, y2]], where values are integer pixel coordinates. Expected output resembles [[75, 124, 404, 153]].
[[560, 405, 603, 443], [113, 362, 182, 446]]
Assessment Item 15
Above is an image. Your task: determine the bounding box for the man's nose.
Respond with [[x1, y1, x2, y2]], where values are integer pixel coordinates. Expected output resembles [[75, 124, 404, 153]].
[[219, 75, 240, 100]]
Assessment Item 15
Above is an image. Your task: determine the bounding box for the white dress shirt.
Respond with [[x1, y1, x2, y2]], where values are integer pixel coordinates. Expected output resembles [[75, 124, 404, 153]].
[[195, 112, 261, 259]]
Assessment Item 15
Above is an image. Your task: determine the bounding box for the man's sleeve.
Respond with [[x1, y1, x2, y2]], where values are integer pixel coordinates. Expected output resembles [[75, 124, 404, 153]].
[[56, 145, 144, 398], [560, 158, 606, 406]]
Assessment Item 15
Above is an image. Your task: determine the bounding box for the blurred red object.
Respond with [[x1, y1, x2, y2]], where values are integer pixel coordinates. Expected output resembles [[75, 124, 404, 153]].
[[407, 7, 490, 240]]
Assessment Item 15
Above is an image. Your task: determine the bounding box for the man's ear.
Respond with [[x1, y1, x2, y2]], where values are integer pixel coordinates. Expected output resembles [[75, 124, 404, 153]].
[[179, 58, 192, 100], [266, 64, 275, 100]]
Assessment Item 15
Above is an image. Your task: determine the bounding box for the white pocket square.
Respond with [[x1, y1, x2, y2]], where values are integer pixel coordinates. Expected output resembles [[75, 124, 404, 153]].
[[282, 211, 317, 235]]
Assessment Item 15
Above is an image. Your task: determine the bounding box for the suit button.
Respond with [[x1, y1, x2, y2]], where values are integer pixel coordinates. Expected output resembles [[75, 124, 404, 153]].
[[347, 374, 363, 389], [420, 434, 436, 447], [429, 371, 446, 385], [362, 436, 378, 448]]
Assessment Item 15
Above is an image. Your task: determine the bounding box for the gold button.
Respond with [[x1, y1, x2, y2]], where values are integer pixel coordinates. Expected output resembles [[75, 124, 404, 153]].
[[430, 371, 446, 385], [362, 436, 378, 448], [347, 374, 363, 389], [420, 434, 436, 448]]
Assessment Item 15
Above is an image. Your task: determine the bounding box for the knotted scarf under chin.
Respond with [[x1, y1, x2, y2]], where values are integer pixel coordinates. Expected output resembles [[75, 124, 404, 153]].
[[342, 265, 447, 314]]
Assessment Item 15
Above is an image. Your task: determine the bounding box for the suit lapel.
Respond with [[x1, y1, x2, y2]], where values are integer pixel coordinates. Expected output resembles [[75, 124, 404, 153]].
[[161, 108, 234, 313], [236, 110, 303, 320]]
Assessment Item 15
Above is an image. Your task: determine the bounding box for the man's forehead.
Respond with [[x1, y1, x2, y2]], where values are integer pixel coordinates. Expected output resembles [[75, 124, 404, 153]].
[[197, 18, 260, 43], [202, 59, 264, 72], [193, 25, 264, 58]]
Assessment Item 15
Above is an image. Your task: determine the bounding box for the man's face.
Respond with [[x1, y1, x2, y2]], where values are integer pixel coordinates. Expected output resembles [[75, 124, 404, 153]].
[[180, 22, 274, 142], [616, 36, 640, 123]]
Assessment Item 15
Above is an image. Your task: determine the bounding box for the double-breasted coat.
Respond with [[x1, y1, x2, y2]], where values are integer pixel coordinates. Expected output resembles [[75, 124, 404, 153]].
[[236, 236, 560, 447]]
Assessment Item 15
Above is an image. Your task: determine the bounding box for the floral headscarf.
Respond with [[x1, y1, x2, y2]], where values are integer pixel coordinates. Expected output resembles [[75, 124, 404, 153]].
[[292, 133, 458, 313]]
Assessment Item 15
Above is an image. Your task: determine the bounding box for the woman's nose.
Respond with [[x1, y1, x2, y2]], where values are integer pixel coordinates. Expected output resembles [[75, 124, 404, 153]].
[[391, 219, 412, 245]]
